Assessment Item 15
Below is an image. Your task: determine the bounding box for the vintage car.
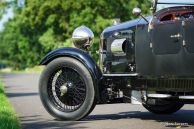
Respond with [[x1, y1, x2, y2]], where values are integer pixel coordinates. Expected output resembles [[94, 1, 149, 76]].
[[39, 0, 194, 120]]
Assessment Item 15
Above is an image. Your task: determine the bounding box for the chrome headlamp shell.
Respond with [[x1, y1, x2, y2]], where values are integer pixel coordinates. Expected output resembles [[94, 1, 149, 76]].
[[72, 25, 94, 51]]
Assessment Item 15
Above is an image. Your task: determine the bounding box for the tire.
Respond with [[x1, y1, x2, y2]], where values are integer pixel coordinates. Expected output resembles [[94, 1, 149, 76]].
[[39, 57, 96, 120], [143, 100, 184, 114], [83, 98, 97, 119]]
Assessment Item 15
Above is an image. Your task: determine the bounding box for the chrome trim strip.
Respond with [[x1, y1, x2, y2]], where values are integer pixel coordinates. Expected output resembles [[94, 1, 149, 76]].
[[147, 94, 172, 98], [179, 96, 194, 100], [103, 73, 138, 77]]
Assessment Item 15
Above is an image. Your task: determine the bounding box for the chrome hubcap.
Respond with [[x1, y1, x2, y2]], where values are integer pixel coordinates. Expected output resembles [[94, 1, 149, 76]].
[[60, 81, 74, 96], [60, 85, 68, 96]]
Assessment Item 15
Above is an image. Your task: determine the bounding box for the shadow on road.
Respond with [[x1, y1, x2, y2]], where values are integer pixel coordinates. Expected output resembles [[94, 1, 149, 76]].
[[85, 109, 194, 125], [20, 115, 89, 129], [20, 110, 194, 129], [6, 92, 38, 98]]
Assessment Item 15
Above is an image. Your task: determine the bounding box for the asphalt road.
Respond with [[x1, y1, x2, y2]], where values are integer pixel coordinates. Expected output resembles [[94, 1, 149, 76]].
[[1, 73, 194, 129]]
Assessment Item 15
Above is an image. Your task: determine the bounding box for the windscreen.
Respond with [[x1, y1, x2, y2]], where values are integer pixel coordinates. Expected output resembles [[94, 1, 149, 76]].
[[156, 0, 194, 12]]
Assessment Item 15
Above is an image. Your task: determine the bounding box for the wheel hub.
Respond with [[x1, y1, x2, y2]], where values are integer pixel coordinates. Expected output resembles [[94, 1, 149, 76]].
[[66, 81, 74, 88], [60, 81, 74, 96]]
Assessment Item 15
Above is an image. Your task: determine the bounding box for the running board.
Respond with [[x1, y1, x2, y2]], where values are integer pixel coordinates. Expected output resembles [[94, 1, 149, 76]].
[[147, 94, 172, 98], [179, 96, 194, 100], [147, 94, 194, 100], [103, 73, 138, 77]]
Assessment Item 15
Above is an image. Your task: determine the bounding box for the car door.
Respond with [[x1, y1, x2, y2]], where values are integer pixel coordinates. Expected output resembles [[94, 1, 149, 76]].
[[151, 20, 182, 55], [184, 17, 194, 53]]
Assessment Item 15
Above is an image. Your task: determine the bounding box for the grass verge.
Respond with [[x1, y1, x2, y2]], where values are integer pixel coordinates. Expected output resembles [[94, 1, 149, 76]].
[[0, 80, 21, 129]]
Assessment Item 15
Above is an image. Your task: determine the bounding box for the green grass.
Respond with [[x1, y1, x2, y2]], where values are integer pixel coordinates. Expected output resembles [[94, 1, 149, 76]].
[[0, 81, 21, 129]]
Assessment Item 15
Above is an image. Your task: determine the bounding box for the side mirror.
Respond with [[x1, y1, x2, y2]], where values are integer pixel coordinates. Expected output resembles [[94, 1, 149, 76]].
[[132, 8, 142, 16], [132, 7, 148, 23]]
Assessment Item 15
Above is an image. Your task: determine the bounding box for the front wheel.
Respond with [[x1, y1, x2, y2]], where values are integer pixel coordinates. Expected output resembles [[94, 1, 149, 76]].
[[143, 99, 184, 114], [39, 57, 96, 120]]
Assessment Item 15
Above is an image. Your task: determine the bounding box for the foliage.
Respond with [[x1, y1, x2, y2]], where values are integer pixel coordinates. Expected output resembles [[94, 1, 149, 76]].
[[0, 0, 150, 69], [0, 0, 8, 19], [0, 81, 21, 129]]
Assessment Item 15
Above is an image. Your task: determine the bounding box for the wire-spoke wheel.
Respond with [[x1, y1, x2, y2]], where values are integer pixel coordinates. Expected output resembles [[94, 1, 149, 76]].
[[49, 67, 86, 112], [39, 57, 96, 120]]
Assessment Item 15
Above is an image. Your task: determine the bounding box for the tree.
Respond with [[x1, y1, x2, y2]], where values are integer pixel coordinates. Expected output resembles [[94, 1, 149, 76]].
[[0, 0, 8, 19], [0, 0, 150, 69]]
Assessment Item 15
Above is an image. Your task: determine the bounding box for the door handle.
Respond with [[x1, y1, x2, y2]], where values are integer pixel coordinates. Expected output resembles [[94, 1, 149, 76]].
[[170, 33, 182, 39]]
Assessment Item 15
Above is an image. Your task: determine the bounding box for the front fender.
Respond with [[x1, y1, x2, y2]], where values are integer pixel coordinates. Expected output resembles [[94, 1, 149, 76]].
[[40, 47, 102, 100]]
